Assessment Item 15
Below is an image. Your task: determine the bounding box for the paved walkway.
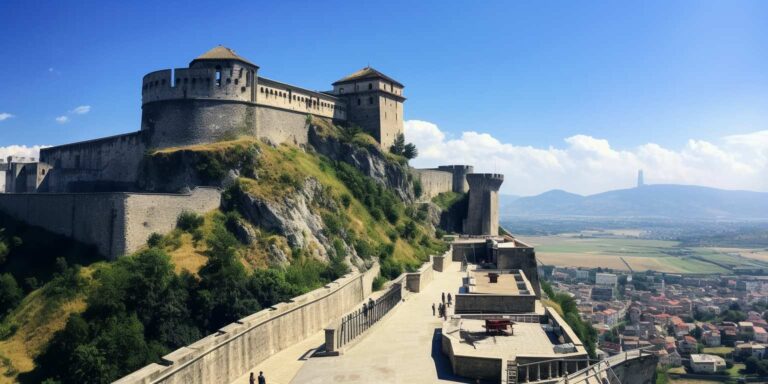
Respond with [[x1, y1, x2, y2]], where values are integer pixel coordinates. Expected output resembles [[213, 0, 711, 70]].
[[290, 261, 474, 383]]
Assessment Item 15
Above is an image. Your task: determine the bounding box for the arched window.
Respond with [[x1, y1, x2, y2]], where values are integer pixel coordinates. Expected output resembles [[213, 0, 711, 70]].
[[215, 65, 222, 86], [339, 87, 344, 94]]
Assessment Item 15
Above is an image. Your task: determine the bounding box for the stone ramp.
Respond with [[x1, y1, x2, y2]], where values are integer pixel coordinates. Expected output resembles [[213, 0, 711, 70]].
[[289, 260, 475, 383]]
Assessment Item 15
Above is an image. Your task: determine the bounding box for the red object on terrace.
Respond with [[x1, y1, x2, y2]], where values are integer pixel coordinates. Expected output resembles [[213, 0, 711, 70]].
[[485, 319, 513, 335]]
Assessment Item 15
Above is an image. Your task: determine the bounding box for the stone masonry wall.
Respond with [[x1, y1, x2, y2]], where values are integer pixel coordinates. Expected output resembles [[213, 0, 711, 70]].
[[115, 263, 381, 384], [39, 131, 147, 192], [0, 188, 221, 259], [412, 169, 453, 200], [255, 106, 311, 146]]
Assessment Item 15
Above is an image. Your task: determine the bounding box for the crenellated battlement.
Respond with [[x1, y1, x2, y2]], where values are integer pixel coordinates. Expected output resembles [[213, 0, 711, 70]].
[[466, 173, 504, 191], [141, 63, 256, 105]]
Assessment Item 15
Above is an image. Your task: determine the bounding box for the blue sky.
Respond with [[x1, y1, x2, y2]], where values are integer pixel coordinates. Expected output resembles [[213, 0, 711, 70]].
[[1, 1, 767, 194]]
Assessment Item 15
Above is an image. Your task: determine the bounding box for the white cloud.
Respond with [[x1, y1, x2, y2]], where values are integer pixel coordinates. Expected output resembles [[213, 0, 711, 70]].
[[55, 116, 69, 124], [0, 113, 14, 122], [0, 145, 50, 160], [71, 105, 91, 115], [405, 120, 768, 196]]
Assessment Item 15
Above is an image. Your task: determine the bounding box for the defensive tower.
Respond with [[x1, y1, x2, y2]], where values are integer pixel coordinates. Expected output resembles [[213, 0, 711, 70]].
[[464, 173, 504, 236], [331, 67, 406, 150], [437, 165, 474, 193]]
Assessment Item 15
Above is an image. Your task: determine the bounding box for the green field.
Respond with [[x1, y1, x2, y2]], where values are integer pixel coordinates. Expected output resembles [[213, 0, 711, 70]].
[[518, 234, 768, 274]]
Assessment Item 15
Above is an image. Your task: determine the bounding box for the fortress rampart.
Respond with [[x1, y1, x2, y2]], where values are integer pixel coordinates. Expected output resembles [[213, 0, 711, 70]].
[[437, 165, 474, 193], [0, 187, 221, 259], [114, 262, 381, 384], [464, 173, 504, 236]]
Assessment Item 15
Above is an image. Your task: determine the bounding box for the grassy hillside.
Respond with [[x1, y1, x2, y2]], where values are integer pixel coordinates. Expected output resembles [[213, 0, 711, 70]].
[[0, 136, 447, 383]]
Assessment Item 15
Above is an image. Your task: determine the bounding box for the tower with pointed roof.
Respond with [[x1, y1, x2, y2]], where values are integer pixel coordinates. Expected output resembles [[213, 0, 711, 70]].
[[331, 67, 406, 150]]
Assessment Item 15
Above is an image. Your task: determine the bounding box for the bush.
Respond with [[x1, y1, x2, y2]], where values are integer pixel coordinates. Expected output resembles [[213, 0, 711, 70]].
[[340, 194, 352, 208], [372, 275, 387, 291], [147, 233, 163, 248], [177, 211, 204, 232], [0, 273, 22, 318]]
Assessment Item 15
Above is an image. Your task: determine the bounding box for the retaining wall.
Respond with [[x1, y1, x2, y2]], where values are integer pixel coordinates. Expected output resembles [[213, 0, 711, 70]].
[[412, 169, 453, 200], [0, 187, 221, 259], [115, 263, 380, 384]]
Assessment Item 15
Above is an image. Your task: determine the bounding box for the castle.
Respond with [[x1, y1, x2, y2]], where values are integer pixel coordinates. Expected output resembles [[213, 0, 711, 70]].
[[0, 47, 503, 258]]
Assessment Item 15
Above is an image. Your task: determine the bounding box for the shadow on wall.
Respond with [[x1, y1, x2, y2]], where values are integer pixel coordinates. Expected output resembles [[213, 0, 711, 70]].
[[430, 328, 482, 383]]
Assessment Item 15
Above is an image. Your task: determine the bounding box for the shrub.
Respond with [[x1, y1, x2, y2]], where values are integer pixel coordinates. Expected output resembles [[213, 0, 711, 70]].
[[0, 273, 22, 318], [177, 211, 204, 232], [413, 179, 423, 198], [372, 275, 387, 291], [340, 194, 352, 208], [147, 233, 163, 248]]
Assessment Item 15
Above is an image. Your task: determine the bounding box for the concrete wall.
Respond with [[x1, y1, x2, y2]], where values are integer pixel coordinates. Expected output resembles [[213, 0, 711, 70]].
[[454, 294, 536, 314], [412, 169, 453, 200], [406, 257, 435, 292], [39, 132, 147, 192], [115, 263, 381, 384], [495, 246, 541, 297], [0, 169, 5, 193], [464, 174, 503, 236], [452, 241, 489, 263], [610, 354, 657, 384], [0, 188, 221, 259]]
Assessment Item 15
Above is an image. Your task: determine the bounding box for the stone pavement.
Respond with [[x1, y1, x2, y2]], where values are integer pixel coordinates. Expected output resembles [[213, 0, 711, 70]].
[[289, 260, 474, 383]]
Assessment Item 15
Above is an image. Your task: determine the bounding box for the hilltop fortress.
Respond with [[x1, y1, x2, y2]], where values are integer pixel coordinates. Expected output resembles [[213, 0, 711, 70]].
[[0, 47, 503, 258]]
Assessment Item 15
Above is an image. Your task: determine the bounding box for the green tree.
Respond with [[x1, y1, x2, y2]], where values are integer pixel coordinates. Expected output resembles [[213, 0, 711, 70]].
[[69, 344, 111, 384], [389, 133, 405, 155], [403, 143, 418, 160], [0, 273, 22, 317]]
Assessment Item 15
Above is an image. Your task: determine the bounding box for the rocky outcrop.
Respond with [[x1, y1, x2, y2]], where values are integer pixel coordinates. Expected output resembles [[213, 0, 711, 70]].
[[308, 125, 415, 202], [227, 177, 365, 270]]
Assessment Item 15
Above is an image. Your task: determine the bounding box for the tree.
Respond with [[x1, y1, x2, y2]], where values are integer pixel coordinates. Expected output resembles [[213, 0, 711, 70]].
[[403, 143, 418, 160], [0, 273, 22, 317], [389, 133, 405, 155]]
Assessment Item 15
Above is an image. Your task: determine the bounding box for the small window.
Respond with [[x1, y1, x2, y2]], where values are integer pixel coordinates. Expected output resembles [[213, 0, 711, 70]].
[[260, 87, 264, 93], [234, 79, 239, 85], [369, 96, 373, 104], [339, 87, 344, 94], [357, 98, 361, 106], [241, 86, 246, 93], [226, 78, 231, 84], [215, 65, 222, 86], [368, 83, 372, 90]]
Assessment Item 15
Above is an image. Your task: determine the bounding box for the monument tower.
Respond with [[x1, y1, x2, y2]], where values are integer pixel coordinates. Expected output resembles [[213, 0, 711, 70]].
[[464, 173, 504, 236]]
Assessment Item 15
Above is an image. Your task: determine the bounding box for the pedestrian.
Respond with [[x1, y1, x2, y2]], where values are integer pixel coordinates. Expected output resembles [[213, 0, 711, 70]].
[[442, 292, 445, 304], [448, 292, 452, 307], [258, 371, 266, 384], [439, 303, 444, 318], [432, 303, 436, 316], [249, 372, 255, 384], [362, 302, 368, 317], [368, 297, 375, 309]]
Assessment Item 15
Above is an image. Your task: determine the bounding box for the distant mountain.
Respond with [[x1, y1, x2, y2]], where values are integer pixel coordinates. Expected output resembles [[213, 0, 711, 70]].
[[501, 184, 768, 219]]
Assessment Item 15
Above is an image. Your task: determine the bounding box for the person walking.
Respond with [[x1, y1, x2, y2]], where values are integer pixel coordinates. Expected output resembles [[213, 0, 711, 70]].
[[441, 292, 445, 305], [249, 372, 256, 384], [258, 371, 266, 384], [432, 303, 436, 316], [448, 292, 452, 307]]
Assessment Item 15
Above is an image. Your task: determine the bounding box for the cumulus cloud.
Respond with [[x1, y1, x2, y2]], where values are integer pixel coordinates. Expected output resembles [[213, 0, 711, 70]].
[[0, 113, 14, 122], [55, 116, 69, 124], [0, 145, 50, 160], [404, 120, 768, 195], [71, 105, 91, 115]]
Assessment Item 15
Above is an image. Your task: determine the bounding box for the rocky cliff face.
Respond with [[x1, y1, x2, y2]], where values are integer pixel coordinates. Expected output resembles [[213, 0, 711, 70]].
[[308, 124, 415, 202], [226, 177, 366, 271]]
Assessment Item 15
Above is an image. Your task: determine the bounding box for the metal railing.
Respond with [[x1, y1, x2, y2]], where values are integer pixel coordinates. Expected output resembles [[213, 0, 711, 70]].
[[335, 284, 402, 349]]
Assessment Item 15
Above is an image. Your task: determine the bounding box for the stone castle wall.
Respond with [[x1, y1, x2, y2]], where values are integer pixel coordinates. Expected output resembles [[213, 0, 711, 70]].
[[412, 169, 453, 200], [39, 132, 147, 192], [0, 188, 221, 259], [115, 263, 381, 384]]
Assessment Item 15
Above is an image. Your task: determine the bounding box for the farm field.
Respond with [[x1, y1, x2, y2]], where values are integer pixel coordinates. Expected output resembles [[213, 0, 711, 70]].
[[518, 235, 766, 274]]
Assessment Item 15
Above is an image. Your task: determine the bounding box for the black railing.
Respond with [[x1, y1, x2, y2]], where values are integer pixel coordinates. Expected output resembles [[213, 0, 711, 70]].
[[336, 284, 402, 349]]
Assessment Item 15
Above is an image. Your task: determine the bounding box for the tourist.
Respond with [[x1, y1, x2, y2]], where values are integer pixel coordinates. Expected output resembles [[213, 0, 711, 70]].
[[448, 293, 452, 307], [442, 292, 445, 304], [368, 297, 375, 309], [362, 302, 368, 317], [432, 303, 436, 316], [249, 372, 255, 384], [258, 371, 266, 384]]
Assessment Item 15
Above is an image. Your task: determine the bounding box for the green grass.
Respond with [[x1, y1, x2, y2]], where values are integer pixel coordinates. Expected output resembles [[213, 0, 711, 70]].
[[431, 192, 465, 210], [702, 346, 733, 356]]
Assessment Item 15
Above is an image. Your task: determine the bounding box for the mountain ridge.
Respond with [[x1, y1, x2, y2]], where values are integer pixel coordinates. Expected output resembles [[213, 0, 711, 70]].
[[501, 184, 768, 219]]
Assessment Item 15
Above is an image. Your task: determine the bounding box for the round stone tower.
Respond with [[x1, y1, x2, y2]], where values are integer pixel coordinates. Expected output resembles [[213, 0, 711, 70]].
[[140, 46, 260, 148], [464, 173, 504, 236], [437, 165, 474, 193]]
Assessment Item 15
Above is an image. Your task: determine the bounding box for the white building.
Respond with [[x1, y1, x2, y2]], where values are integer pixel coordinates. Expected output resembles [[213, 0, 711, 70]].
[[595, 273, 618, 287], [689, 354, 726, 373]]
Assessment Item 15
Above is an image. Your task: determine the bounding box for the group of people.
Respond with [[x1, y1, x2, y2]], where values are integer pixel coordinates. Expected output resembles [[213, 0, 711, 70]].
[[432, 292, 453, 319], [362, 297, 376, 316], [249, 371, 266, 384]]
